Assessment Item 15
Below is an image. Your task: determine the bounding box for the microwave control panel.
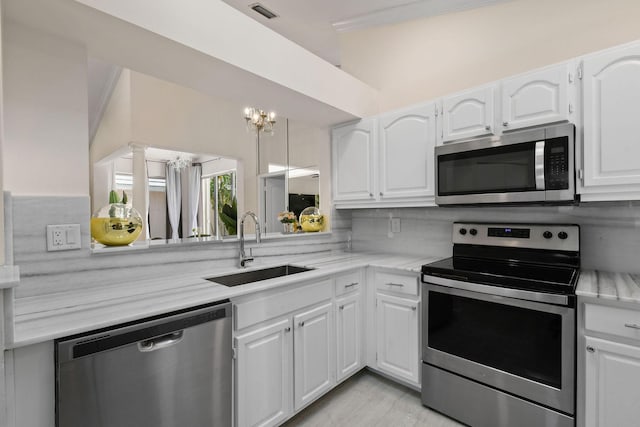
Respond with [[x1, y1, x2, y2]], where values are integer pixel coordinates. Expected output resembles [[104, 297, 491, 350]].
[[544, 137, 569, 190]]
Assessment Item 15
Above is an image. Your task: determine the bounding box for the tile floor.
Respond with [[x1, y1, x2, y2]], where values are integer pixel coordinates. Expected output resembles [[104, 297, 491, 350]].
[[283, 370, 465, 427]]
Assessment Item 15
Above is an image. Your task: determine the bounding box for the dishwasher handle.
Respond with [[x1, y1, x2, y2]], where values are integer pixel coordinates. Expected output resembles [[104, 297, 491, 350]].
[[138, 331, 184, 352]]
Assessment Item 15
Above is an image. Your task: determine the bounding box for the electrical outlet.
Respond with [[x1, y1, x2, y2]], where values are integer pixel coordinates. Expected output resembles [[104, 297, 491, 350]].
[[47, 224, 81, 251], [52, 229, 64, 246], [391, 218, 401, 233]]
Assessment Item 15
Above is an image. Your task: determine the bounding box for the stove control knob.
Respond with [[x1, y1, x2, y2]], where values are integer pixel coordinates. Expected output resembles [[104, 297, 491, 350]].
[[459, 228, 467, 235], [543, 231, 553, 239], [558, 231, 568, 240], [469, 228, 478, 236]]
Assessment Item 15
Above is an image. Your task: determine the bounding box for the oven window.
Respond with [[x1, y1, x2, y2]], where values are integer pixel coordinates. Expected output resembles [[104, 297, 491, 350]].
[[438, 142, 536, 195], [428, 291, 562, 388]]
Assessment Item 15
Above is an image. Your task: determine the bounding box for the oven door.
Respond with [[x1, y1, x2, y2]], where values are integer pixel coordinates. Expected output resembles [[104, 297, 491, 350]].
[[423, 282, 575, 414]]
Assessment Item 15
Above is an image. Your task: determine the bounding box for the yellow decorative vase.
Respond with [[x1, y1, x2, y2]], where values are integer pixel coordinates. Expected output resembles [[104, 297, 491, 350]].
[[91, 203, 143, 246], [299, 207, 324, 232]]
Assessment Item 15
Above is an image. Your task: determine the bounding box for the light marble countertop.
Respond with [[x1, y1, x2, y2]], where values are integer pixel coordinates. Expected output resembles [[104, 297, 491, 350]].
[[576, 269, 640, 304], [10, 251, 437, 348]]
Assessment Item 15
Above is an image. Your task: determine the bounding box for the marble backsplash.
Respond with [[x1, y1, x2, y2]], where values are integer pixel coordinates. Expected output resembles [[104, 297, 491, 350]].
[[9, 195, 640, 298], [351, 204, 640, 274], [8, 196, 352, 298]]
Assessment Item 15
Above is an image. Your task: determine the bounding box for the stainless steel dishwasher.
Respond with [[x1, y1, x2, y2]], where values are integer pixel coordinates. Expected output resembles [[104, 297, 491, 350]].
[[55, 300, 232, 427]]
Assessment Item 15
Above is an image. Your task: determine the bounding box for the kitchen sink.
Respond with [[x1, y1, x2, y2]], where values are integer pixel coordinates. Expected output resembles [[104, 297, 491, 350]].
[[205, 265, 314, 287]]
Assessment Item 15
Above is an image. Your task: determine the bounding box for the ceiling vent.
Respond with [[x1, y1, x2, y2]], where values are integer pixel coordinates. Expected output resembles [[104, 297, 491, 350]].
[[249, 3, 278, 19]]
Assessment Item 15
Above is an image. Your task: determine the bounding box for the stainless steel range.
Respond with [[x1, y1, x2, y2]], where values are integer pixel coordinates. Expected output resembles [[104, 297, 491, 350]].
[[421, 223, 580, 427]]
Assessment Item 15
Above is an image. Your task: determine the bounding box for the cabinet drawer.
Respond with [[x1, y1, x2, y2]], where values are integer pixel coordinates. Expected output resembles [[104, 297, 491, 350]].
[[585, 303, 640, 342], [375, 271, 418, 296], [335, 270, 362, 296], [235, 279, 332, 330]]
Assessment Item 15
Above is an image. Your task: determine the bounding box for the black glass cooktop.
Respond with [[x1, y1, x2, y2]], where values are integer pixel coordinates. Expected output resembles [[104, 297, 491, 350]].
[[422, 256, 579, 295]]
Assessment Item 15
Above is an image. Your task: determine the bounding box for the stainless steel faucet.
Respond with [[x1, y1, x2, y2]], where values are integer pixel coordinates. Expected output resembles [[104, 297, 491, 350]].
[[238, 211, 261, 267]]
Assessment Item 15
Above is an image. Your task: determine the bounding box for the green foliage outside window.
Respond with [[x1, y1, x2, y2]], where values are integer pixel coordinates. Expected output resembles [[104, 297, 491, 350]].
[[211, 172, 237, 235]]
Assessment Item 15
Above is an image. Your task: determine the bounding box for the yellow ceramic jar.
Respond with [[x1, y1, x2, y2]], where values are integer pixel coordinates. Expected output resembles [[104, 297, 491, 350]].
[[91, 203, 143, 246]]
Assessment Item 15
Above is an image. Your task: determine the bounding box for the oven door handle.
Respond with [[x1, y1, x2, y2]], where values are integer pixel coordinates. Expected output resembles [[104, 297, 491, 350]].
[[535, 141, 546, 190], [422, 274, 570, 306]]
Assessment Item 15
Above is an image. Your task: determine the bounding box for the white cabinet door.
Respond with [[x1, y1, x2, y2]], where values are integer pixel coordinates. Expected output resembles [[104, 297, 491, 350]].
[[378, 103, 436, 200], [582, 43, 640, 194], [502, 63, 574, 131], [336, 292, 362, 383], [441, 85, 496, 143], [584, 336, 640, 427], [375, 293, 420, 385], [332, 119, 376, 202], [293, 302, 334, 411], [236, 318, 292, 427]]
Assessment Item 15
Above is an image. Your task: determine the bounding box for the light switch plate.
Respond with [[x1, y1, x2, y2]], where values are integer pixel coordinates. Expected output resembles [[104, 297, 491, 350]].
[[47, 224, 81, 251]]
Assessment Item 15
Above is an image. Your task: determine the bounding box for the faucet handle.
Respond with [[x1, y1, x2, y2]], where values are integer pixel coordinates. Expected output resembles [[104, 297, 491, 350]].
[[240, 257, 254, 267]]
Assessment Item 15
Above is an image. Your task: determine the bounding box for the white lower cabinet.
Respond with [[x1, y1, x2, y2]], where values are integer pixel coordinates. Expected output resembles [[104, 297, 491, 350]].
[[584, 336, 640, 427], [293, 302, 334, 411], [581, 301, 640, 427], [233, 273, 364, 427], [235, 318, 292, 427], [375, 292, 420, 386], [235, 300, 334, 427], [336, 291, 362, 382]]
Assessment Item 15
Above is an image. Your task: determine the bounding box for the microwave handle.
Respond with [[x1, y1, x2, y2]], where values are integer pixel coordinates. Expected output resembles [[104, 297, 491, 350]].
[[535, 141, 545, 190]]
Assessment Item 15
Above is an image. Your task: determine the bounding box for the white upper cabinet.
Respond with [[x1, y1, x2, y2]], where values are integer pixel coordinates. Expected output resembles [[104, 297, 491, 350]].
[[332, 104, 437, 208], [501, 63, 575, 131], [332, 119, 376, 202], [581, 41, 640, 200], [441, 85, 496, 143], [378, 103, 436, 201]]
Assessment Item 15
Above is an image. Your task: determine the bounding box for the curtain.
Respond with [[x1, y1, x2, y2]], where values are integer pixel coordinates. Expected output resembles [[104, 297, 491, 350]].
[[165, 164, 182, 240], [187, 164, 202, 235]]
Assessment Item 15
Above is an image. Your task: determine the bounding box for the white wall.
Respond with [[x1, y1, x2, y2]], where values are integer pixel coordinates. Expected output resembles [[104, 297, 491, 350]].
[[2, 21, 89, 196], [339, 0, 640, 112], [90, 70, 132, 165], [0, 4, 5, 266]]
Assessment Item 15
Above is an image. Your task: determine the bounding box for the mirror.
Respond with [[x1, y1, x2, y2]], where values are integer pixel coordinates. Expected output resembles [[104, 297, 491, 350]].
[[89, 65, 328, 246]]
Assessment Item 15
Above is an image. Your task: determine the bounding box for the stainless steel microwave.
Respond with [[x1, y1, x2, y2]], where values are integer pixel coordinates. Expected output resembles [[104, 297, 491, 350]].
[[435, 123, 576, 206]]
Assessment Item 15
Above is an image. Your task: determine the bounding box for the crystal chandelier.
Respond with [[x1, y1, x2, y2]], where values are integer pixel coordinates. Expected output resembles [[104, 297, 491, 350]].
[[167, 156, 191, 170], [244, 107, 276, 135]]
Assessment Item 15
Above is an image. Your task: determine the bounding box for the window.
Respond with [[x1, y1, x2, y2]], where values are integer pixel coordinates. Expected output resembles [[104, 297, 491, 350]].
[[201, 171, 237, 238]]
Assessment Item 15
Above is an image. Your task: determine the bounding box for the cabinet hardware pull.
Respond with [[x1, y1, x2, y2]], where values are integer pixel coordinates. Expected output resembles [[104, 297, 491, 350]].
[[380, 192, 383, 196], [485, 125, 491, 131], [284, 327, 291, 332], [586, 346, 595, 353], [624, 323, 640, 330], [386, 282, 404, 287], [299, 321, 305, 327], [345, 282, 358, 288], [502, 121, 509, 127], [339, 305, 344, 310], [411, 306, 417, 311], [569, 103, 574, 114], [369, 193, 373, 198]]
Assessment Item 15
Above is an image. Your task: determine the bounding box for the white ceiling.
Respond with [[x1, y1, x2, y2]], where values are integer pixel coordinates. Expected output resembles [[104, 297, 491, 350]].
[[221, 0, 514, 65]]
